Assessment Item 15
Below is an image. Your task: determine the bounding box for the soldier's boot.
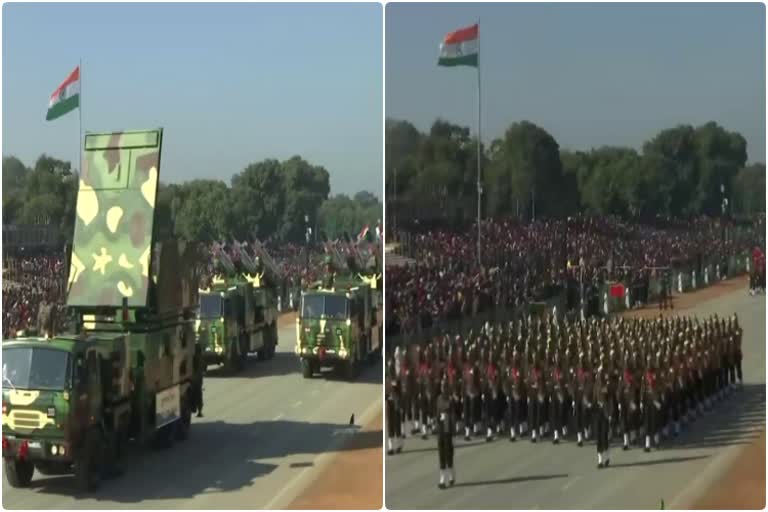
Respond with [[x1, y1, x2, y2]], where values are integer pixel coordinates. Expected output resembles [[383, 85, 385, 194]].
[[623, 433, 630, 451], [464, 426, 471, 442], [577, 432, 584, 447], [401, 421, 408, 438], [473, 423, 481, 435], [545, 422, 551, 435], [604, 448, 610, 467], [553, 429, 560, 445], [539, 425, 545, 439], [438, 470, 446, 489], [562, 425, 568, 437], [654, 433, 660, 448], [509, 426, 517, 442], [387, 437, 394, 455], [496, 424, 502, 434], [486, 426, 493, 442], [585, 427, 591, 440], [421, 424, 428, 440], [448, 467, 455, 486], [644, 435, 652, 453], [531, 429, 538, 443], [674, 421, 681, 437], [413, 420, 421, 435], [597, 451, 604, 469]]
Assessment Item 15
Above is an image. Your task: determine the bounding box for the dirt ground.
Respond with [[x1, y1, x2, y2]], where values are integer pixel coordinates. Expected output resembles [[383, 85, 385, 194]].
[[622, 275, 765, 510], [287, 412, 383, 509], [620, 275, 748, 320]]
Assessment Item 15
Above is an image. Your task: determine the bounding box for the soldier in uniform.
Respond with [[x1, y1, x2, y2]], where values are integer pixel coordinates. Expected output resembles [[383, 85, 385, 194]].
[[398, 346, 416, 439], [192, 343, 205, 417], [482, 346, 501, 442], [504, 348, 525, 442], [573, 350, 593, 447], [417, 345, 436, 439], [527, 349, 545, 443], [462, 346, 481, 440], [594, 355, 613, 468], [619, 349, 640, 450], [642, 352, 661, 451], [386, 357, 404, 455], [321, 255, 336, 288], [436, 379, 456, 489], [548, 348, 567, 444]]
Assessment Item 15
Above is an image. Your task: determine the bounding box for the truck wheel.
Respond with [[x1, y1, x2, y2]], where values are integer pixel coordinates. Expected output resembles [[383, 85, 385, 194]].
[[176, 394, 192, 441], [301, 359, 313, 379], [4, 458, 34, 488], [74, 431, 102, 492]]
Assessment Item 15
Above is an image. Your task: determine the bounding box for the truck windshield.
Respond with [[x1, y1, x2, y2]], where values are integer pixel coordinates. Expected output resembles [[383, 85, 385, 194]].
[[2, 347, 71, 391], [199, 294, 222, 318], [302, 295, 348, 320]]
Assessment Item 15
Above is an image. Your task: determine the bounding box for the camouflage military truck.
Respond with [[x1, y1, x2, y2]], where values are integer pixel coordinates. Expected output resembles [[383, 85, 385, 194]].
[[196, 240, 279, 372], [2, 129, 205, 491], [295, 277, 377, 380]]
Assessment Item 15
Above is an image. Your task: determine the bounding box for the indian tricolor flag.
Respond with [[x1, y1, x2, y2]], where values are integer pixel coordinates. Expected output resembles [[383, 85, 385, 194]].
[[46, 66, 80, 121], [438, 24, 479, 68]]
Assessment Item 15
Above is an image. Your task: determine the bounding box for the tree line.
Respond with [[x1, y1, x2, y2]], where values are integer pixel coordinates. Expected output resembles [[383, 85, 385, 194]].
[[2, 154, 381, 245], [386, 118, 765, 227]]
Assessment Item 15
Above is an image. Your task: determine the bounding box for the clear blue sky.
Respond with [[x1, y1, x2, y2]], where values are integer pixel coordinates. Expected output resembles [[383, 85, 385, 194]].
[[3, 2, 383, 196], [387, 2, 766, 163]]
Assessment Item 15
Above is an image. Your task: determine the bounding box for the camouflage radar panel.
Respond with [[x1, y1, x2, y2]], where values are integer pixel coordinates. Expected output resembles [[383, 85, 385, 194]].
[[66, 129, 162, 308]]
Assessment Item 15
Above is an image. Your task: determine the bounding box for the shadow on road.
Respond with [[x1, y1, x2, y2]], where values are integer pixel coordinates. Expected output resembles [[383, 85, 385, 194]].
[[452, 473, 568, 488], [608, 454, 710, 469], [204, 351, 301, 379], [667, 384, 766, 451], [18, 419, 383, 505]]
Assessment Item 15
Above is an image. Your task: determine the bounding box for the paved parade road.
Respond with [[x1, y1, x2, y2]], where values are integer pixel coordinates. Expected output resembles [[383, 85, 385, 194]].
[[3, 318, 383, 510], [386, 288, 766, 510]]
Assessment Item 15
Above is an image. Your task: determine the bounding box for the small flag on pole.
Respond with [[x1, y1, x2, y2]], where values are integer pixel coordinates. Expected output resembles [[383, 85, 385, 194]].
[[46, 66, 80, 121], [438, 24, 479, 67]]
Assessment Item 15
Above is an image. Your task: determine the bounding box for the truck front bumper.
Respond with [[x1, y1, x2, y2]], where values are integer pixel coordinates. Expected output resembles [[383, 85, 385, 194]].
[[296, 345, 348, 362], [2, 436, 73, 464]]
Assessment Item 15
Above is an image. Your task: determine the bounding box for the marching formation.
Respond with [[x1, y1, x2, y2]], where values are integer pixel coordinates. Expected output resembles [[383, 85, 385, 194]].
[[386, 312, 744, 487]]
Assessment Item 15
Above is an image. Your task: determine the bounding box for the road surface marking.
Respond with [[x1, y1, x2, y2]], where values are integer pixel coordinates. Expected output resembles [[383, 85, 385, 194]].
[[292, 400, 303, 408], [263, 398, 382, 510], [273, 413, 285, 421], [562, 476, 580, 491], [310, 389, 320, 395]]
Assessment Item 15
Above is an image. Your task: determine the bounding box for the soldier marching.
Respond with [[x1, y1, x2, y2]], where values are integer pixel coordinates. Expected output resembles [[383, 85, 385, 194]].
[[386, 312, 744, 483]]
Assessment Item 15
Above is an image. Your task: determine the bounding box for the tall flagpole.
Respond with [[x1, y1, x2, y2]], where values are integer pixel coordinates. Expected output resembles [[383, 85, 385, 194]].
[[476, 20, 482, 267], [78, 58, 83, 175]]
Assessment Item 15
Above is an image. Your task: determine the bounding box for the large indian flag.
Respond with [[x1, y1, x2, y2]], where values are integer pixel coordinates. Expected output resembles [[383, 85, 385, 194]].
[[46, 66, 80, 121], [438, 24, 478, 67]]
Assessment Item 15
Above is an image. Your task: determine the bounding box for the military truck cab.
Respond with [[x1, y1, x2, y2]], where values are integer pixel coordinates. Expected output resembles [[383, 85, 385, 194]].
[[196, 277, 278, 372], [295, 282, 376, 380], [2, 129, 203, 492]]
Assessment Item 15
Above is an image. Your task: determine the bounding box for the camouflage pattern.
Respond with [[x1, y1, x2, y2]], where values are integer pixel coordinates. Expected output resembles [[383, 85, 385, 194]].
[[67, 129, 163, 308]]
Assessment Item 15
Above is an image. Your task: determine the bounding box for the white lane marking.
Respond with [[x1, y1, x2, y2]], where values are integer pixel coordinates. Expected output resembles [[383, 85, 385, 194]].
[[310, 389, 320, 396], [292, 400, 303, 408], [561, 476, 580, 491], [273, 413, 285, 421]]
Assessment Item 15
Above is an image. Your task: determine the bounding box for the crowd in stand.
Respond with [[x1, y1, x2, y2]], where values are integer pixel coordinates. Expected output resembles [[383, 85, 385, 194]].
[[2, 251, 66, 338], [386, 215, 764, 337], [1, 242, 331, 338]]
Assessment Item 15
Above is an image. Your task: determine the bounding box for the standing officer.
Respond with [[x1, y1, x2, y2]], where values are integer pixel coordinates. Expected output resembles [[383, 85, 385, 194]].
[[436, 379, 456, 489]]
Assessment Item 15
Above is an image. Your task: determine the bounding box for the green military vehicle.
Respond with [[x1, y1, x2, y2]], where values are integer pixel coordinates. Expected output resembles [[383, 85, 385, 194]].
[[1, 129, 204, 491], [196, 241, 279, 372], [295, 273, 377, 380]]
